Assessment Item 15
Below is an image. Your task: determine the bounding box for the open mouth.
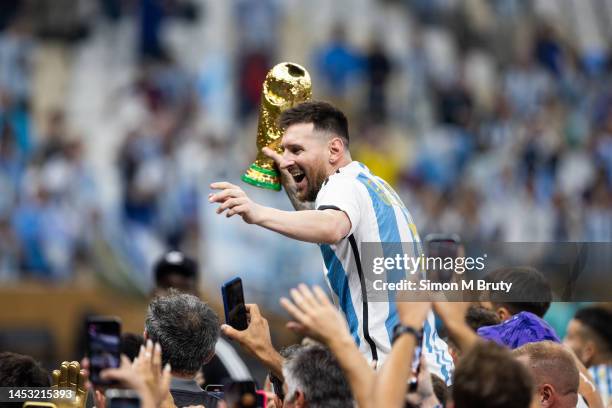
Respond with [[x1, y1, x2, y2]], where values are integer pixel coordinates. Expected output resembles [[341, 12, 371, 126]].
[[289, 167, 306, 184]]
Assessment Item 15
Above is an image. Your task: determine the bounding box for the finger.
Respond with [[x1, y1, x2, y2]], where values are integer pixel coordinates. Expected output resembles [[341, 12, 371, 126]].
[[212, 188, 245, 202], [245, 304, 261, 318], [210, 182, 238, 191], [77, 369, 88, 396], [227, 204, 249, 217], [145, 339, 154, 364], [68, 361, 80, 388], [217, 197, 245, 213], [120, 354, 132, 368], [51, 370, 60, 388], [286, 321, 307, 335], [289, 288, 309, 312], [161, 363, 172, 393], [261, 147, 282, 162], [60, 362, 69, 388], [313, 286, 332, 306], [153, 342, 162, 373], [94, 389, 106, 408], [297, 284, 318, 309], [221, 324, 244, 340], [280, 297, 307, 323]]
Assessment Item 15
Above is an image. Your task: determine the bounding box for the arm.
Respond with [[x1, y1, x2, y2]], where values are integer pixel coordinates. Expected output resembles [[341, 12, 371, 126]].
[[209, 182, 350, 244], [371, 300, 431, 408], [221, 304, 285, 380], [262, 147, 314, 211], [280, 284, 376, 408], [433, 302, 479, 353]]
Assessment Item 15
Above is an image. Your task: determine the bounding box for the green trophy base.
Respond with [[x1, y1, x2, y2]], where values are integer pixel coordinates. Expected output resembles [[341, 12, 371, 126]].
[[241, 164, 281, 191]]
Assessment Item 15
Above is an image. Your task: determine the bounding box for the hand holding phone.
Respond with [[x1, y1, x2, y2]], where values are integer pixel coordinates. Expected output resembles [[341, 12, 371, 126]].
[[222, 278, 248, 330], [86, 316, 121, 385]]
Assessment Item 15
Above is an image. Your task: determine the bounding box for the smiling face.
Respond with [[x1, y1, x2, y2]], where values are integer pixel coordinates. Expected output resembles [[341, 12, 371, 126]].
[[281, 123, 335, 202]]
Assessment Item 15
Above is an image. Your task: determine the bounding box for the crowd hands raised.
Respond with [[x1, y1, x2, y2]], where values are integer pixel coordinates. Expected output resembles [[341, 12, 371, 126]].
[[6, 266, 612, 408]]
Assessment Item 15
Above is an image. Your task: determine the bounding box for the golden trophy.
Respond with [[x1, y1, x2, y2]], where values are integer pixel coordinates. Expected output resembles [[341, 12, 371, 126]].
[[241, 62, 312, 190]]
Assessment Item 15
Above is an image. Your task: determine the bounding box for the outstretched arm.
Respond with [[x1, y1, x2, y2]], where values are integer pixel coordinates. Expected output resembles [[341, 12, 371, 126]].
[[209, 182, 350, 244]]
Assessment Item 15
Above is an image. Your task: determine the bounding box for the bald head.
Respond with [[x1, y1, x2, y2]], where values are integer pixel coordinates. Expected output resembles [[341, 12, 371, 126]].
[[513, 341, 578, 408]]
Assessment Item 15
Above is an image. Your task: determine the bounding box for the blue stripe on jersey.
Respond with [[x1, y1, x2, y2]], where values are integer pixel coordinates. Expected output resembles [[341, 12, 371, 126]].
[[320, 244, 361, 347], [356, 173, 404, 344], [607, 366, 612, 397]]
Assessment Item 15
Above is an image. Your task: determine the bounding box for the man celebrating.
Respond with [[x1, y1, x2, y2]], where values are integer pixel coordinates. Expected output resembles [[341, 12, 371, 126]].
[[210, 101, 453, 382]]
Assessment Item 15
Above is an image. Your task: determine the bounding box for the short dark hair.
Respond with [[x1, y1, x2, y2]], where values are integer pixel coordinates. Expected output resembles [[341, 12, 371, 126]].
[[145, 289, 219, 375], [279, 101, 349, 145], [453, 342, 534, 408], [120, 333, 144, 361], [283, 344, 353, 408], [574, 306, 612, 353], [0, 352, 50, 387], [465, 305, 500, 331], [486, 266, 552, 317]]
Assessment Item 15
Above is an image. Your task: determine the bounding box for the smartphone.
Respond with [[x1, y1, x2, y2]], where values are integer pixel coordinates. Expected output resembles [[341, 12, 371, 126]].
[[86, 316, 121, 385], [224, 380, 262, 408], [105, 389, 140, 408], [221, 277, 248, 331], [425, 233, 461, 283]]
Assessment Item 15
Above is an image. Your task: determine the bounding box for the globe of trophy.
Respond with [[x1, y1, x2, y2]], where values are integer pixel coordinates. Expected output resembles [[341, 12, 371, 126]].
[[241, 62, 312, 191]]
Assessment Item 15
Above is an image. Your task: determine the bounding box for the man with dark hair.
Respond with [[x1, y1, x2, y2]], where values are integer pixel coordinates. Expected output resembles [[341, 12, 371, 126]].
[[564, 306, 612, 405], [0, 352, 50, 386], [282, 344, 353, 408], [452, 342, 535, 408], [513, 341, 579, 408], [144, 289, 221, 407], [0, 352, 50, 408], [481, 266, 552, 321], [211, 100, 452, 381]]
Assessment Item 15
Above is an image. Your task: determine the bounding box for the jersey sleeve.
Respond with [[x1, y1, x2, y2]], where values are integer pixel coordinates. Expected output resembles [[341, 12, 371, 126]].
[[315, 176, 362, 237]]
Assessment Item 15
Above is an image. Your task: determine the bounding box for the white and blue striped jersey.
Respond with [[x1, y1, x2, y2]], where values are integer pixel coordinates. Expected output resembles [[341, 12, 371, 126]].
[[589, 364, 612, 406], [314, 161, 454, 383]]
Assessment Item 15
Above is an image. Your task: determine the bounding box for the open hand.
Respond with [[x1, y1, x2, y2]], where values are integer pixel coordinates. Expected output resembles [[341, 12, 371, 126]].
[[209, 182, 264, 224], [280, 284, 351, 346]]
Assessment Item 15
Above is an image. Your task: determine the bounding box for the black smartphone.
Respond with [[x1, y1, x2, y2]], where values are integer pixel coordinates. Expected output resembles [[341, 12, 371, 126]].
[[86, 316, 121, 385], [105, 389, 140, 408], [425, 233, 461, 283], [224, 380, 262, 408], [222, 277, 248, 331]]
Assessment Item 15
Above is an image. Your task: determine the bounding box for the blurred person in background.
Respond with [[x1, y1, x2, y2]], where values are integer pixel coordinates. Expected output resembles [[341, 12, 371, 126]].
[[564, 306, 612, 405], [364, 37, 392, 122], [0, 351, 50, 387]]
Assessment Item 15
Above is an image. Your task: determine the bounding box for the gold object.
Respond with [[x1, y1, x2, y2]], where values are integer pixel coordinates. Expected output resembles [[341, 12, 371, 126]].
[[242, 62, 312, 190], [50, 361, 88, 408]]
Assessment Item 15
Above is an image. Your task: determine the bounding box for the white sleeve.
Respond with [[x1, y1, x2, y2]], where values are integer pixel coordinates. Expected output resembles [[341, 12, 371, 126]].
[[315, 177, 362, 237]]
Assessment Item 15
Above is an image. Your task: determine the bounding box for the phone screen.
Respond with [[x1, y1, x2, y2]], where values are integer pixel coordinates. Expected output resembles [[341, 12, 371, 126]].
[[87, 317, 121, 385], [425, 234, 461, 283], [222, 278, 248, 330]]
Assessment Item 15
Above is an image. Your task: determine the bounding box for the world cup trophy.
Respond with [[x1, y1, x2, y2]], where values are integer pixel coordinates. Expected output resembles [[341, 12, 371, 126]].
[[241, 62, 312, 191]]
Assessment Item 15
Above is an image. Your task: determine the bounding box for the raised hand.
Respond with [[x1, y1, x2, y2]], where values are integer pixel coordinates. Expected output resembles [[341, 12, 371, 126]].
[[209, 182, 264, 224], [280, 284, 351, 346]]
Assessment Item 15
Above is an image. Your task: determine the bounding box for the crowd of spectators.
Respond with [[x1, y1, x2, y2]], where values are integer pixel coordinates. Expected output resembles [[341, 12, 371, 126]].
[[2, 250, 612, 407]]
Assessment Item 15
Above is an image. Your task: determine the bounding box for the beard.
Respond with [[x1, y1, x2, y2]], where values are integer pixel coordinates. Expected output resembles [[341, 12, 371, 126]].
[[298, 166, 328, 203]]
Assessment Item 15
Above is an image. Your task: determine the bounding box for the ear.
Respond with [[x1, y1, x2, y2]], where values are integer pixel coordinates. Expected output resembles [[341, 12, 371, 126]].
[[497, 306, 512, 322], [294, 390, 306, 408], [583, 340, 596, 365], [328, 137, 345, 164], [539, 384, 555, 408]]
